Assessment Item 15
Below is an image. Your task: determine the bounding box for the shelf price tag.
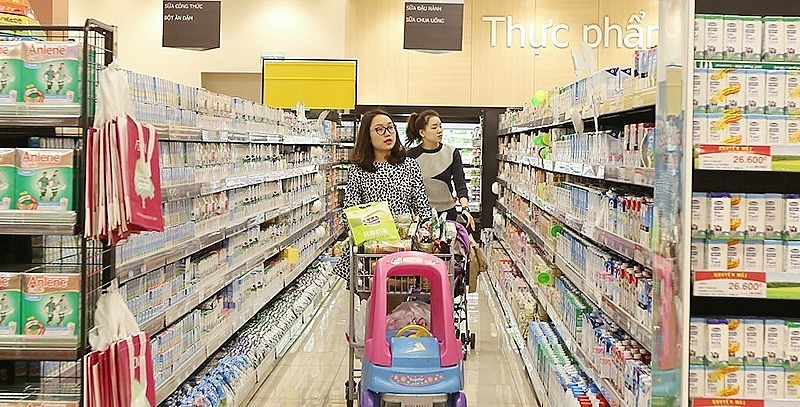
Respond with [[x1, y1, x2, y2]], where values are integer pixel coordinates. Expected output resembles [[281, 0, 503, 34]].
[[694, 271, 767, 298], [698, 145, 772, 171], [692, 398, 766, 407]]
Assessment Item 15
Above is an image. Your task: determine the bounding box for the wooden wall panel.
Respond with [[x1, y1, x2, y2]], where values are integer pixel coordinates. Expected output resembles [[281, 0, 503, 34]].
[[596, 0, 659, 69]]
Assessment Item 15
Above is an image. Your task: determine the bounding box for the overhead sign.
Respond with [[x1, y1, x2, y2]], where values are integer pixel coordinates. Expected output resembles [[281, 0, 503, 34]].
[[404, 1, 464, 51], [262, 59, 357, 110], [162, 1, 221, 50]]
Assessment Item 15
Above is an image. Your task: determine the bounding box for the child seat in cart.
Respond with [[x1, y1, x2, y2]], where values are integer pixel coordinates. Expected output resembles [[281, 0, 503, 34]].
[[357, 251, 467, 407]]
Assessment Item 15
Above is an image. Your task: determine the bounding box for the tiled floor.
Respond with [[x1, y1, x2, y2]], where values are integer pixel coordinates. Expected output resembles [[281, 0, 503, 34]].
[[246, 277, 539, 406]]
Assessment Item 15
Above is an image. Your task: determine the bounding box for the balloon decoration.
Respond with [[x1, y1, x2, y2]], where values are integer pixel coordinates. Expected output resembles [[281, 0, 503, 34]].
[[534, 89, 547, 106]]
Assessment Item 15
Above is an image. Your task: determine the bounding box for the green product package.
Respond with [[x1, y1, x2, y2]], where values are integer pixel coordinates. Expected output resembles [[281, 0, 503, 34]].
[[22, 273, 80, 337], [344, 201, 401, 246], [0, 41, 22, 104], [21, 41, 80, 104], [15, 148, 74, 211], [0, 273, 21, 335], [0, 148, 13, 210]]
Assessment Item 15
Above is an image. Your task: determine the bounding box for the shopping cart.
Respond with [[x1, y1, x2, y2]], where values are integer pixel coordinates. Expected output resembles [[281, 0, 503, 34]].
[[449, 221, 476, 357], [345, 244, 459, 407]]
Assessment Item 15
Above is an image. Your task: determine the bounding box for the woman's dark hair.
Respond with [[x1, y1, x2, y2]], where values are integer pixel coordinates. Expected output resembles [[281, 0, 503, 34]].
[[405, 109, 441, 147], [350, 109, 406, 172]]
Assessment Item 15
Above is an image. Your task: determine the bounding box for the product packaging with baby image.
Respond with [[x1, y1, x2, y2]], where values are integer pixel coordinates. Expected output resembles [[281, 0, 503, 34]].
[[15, 148, 73, 211]]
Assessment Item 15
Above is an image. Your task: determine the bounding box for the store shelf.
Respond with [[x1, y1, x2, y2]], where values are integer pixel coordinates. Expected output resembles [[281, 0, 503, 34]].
[[0, 115, 81, 128], [0, 211, 77, 235], [198, 165, 318, 197], [498, 177, 653, 268], [0, 336, 79, 361], [154, 231, 342, 405], [495, 202, 556, 263], [693, 270, 800, 300], [498, 155, 655, 189], [485, 269, 552, 407], [497, 88, 656, 136]]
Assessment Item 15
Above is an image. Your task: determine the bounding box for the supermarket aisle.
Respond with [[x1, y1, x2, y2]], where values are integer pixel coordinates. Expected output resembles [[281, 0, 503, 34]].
[[245, 277, 539, 406]]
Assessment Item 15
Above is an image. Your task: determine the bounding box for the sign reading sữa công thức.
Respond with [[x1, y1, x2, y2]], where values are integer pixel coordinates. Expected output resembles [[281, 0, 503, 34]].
[[404, 1, 464, 52], [162, 1, 220, 50]]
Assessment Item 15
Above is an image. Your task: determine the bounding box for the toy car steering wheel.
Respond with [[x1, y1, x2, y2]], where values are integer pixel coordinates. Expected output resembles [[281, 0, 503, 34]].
[[396, 324, 432, 338]]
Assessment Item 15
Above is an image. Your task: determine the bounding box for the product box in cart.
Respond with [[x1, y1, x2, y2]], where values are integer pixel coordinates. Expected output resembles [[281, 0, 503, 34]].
[[0, 273, 20, 335], [14, 148, 74, 211], [21, 273, 80, 336], [21, 41, 80, 104], [0, 148, 13, 210]]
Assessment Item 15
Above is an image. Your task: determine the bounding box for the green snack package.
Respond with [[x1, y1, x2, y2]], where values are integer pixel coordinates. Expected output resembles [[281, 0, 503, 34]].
[[344, 201, 401, 246], [0, 273, 21, 335], [22, 41, 80, 105], [15, 148, 74, 211], [22, 273, 80, 337], [0, 148, 13, 210]]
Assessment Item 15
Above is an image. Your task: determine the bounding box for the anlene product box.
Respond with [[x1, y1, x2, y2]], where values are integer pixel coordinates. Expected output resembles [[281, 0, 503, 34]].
[[21, 273, 80, 336], [691, 317, 708, 364], [694, 68, 709, 112], [744, 365, 765, 399], [786, 17, 800, 63], [690, 364, 706, 397], [730, 194, 746, 238], [766, 319, 787, 365], [765, 194, 786, 240], [0, 273, 20, 335], [745, 69, 766, 114], [705, 15, 725, 60], [787, 71, 800, 117], [0, 148, 13, 210], [766, 71, 787, 115], [710, 193, 732, 238], [0, 41, 22, 104], [765, 365, 786, 399], [764, 240, 785, 273], [695, 15, 707, 60], [708, 318, 730, 362], [729, 318, 745, 363], [14, 148, 73, 211], [724, 16, 744, 60], [743, 241, 764, 272], [742, 16, 764, 61], [744, 318, 765, 365], [745, 194, 766, 239], [21, 41, 80, 104], [763, 17, 787, 62]]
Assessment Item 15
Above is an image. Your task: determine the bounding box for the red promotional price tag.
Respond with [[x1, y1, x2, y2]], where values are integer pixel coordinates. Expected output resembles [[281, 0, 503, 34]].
[[698, 144, 772, 171], [694, 271, 767, 298], [692, 398, 765, 407]]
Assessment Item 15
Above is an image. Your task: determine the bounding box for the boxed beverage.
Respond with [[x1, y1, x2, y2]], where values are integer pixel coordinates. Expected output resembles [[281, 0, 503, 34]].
[[725, 68, 747, 112], [786, 241, 800, 273], [787, 71, 800, 117], [708, 113, 728, 143], [21, 273, 80, 336], [729, 318, 745, 363], [766, 319, 787, 365], [786, 365, 800, 399], [0, 41, 21, 104], [744, 318, 765, 365], [789, 116, 800, 144], [765, 365, 786, 399], [705, 15, 725, 60], [708, 318, 730, 362], [767, 115, 788, 145], [695, 15, 707, 59], [786, 320, 800, 367], [764, 240, 785, 273], [708, 69, 728, 113], [744, 365, 765, 399], [694, 68, 709, 112], [690, 364, 706, 398], [787, 194, 800, 239], [21, 41, 81, 104], [0, 148, 13, 210], [707, 239, 728, 271], [14, 148, 73, 211], [763, 17, 787, 62], [743, 241, 764, 272], [745, 193, 766, 239], [745, 70, 766, 114], [724, 113, 745, 144], [742, 16, 764, 61], [710, 193, 732, 238], [692, 192, 708, 236], [692, 238, 707, 269], [786, 17, 800, 62], [766, 71, 787, 115], [691, 317, 708, 364], [694, 114, 708, 144], [706, 362, 743, 397], [728, 239, 744, 271], [731, 194, 746, 238], [724, 15, 744, 60], [765, 194, 785, 239], [0, 273, 20, 335]]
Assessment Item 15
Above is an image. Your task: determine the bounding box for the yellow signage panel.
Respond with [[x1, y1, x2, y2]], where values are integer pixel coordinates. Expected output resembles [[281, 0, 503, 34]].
[[262, 59, 357, 110]]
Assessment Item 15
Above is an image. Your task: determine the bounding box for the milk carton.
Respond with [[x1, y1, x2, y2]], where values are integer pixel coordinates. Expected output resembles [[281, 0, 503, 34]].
[[765, 365, 786, 399], [745, 114, 767, 145], [729, 318, 745, 363], [708, 318, 730, 363], [764, 240, 785, 273], [21, 41, 80, 105], [694, 113, 708, 144], [690, 364, 706, 398], [724, 68, 746, 111], [743, 241, 764, 272], [708, 113, 728, 144], [731, 194, 746, 239], [728, 239, 744, 271], [706, 15, 725, 60], [786, 17, 800, 62], [691, 317, 708, 364], [710, 193, 732, 238], [694, 68, 709, 113], [742, 16, 764, 61], [724, 16, 744, 60], [695, 15, 707, 60], [692, 192, 709, 237], [0, 273, 20, 335], [767, 115, 788, 145], [21, 273, 80, 337], [14, 148, 73, 211], [745, 193, 766, 239], [766, 319, 787, 365], [787, 71, 800, 117], [786, 320, 800, 367], [766, 71, 787, 115], [765, 194, 786, 239], [764, 17, 787, 62], [708, 68, 728, 113], [786, 194, 800, 240], [745, 70, 766, 114], [0, 41, 21, 104], [744, 318, 765, 365], [744, 365, 764, 399], [692, 238, 707, 269], [0, 148, 12, 210]]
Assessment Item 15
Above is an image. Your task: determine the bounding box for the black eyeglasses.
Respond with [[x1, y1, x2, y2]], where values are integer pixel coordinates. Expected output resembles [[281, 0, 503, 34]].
[[372, 126, 396, 136]]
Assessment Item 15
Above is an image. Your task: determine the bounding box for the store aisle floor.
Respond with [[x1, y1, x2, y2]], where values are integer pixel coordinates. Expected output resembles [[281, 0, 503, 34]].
[[246, 277, 539, 406]]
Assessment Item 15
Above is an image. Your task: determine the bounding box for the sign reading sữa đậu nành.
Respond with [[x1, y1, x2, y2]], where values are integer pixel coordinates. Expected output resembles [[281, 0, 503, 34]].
[[404, 1, 464, 52]]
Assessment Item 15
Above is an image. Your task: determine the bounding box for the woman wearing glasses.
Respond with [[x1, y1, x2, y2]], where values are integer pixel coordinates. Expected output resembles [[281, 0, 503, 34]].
[[333, 109, 433, 280], [406, 110, 475, 231]]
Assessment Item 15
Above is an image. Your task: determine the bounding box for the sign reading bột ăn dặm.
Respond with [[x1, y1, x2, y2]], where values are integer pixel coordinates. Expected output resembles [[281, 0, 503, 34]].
[[162, 1, 221, 50]]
